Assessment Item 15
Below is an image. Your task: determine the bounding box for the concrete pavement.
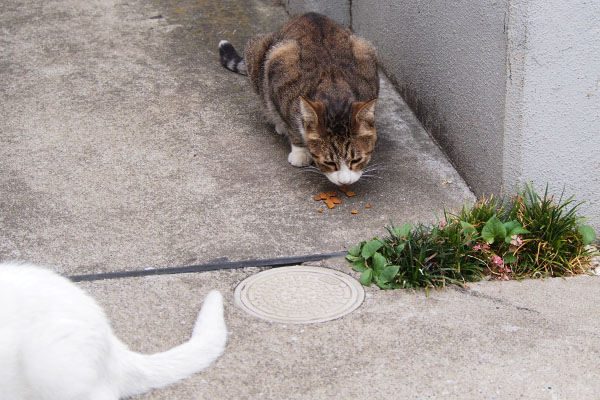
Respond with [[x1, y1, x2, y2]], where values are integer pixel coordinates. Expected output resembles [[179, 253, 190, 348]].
[[1, 0, 470, 275], [2, 0, 599, 399], [80, 260, 600, 399]]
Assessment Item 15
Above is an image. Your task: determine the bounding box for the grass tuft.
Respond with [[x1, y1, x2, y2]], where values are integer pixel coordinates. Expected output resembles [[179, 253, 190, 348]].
[[506, 184, 593, 278], [347, 183, 598, 289]]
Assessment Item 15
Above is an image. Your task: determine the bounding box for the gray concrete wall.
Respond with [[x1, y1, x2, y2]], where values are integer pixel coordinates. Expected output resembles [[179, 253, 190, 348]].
[[351, 0, 508, 198], [284, 0, 600, 230], [504, 0, 600, 228]]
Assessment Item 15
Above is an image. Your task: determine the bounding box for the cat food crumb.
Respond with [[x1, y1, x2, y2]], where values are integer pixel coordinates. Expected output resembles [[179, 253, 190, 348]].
[[365, 204, 371, 208], [317, 208, 324, 213], [350, 209, 358, 214], [313, 189, 358, 210]]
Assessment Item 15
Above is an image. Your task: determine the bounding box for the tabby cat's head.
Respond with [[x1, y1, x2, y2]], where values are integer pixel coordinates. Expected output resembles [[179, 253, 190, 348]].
[[299, 96, 377, 186]]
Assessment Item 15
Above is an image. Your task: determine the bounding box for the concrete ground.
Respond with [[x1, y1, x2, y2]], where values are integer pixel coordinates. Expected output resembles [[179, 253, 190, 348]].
[[1, 0, 599, 399]]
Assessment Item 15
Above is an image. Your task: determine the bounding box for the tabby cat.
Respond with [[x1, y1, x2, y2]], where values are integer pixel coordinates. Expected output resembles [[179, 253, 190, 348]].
[[219, 12, 379, 186], [0, 262, 227, 400]]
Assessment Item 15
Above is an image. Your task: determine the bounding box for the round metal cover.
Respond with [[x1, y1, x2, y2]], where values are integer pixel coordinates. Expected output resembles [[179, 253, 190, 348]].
[[234, 266, 365, 324]]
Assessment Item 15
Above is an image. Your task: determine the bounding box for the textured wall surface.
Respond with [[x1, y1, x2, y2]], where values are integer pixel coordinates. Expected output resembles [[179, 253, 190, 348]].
[[504, 0, 600, 228], [351, 0, 508, 198]]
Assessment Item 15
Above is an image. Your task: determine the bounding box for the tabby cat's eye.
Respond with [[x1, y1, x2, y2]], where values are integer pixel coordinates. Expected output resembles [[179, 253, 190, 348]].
[[323, 161, 337, 169], [350, 158, 363, 167]]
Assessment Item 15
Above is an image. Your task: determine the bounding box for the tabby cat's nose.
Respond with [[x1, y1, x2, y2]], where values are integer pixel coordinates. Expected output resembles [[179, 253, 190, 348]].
[[330, 164, 361, 186], [338, 175, 355, 185]]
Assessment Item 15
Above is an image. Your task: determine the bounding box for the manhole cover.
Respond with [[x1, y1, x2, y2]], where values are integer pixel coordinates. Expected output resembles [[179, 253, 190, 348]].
[[234, 266, 365, 324]]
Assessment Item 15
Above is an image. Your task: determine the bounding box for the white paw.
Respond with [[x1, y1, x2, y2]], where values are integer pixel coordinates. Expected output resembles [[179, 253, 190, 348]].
[[288, 145, 312, 167], [275, 123, 288, 136]]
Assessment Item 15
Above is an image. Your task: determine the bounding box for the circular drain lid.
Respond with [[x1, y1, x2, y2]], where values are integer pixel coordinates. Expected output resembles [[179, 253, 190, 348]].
[[234, 266, 364, 324]]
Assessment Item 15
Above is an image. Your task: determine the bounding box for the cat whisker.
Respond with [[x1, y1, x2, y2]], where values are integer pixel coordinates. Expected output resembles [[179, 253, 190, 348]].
[[364, 162, 387, 171], [360, 174, 383, 181], [362, 168, 379, 175], [362, 166, 385, 178], [300, 166, 331, 183], [300, 166, 324, 175]]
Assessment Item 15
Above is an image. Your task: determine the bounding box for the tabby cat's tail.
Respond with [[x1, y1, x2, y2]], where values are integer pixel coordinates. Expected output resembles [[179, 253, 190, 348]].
[[218, 40, 247, 75], [117, 290, 228, 397]]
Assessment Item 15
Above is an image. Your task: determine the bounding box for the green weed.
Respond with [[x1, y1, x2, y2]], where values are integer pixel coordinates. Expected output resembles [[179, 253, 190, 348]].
[[347, 183, 597, 289]]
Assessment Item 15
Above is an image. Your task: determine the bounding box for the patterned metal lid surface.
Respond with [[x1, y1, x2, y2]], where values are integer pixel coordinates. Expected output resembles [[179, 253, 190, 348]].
[[234, 266, 365, 324]]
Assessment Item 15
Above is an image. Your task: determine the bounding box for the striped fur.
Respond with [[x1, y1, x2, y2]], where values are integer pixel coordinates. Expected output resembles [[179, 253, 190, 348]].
[[219, 40, 247, 75], [218, 13, 379, 186]]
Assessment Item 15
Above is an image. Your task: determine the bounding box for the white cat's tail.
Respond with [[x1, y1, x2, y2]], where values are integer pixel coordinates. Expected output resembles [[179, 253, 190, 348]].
[[117, 290, 227, 397], [218, 40, 247, 75]]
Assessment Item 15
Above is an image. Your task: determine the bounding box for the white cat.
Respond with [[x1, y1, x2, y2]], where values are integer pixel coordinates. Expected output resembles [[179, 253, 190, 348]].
[[0, 262, 227, 400]]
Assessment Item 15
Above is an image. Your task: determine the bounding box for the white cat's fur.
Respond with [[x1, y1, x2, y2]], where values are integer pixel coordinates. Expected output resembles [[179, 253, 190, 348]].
[[0, 262, 227, 400]]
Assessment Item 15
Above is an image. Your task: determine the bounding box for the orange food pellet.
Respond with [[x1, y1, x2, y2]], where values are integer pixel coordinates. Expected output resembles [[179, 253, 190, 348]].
[[317, 208, 324, 213], [313, 189, 358, 212], [365, 204, 371, 208]]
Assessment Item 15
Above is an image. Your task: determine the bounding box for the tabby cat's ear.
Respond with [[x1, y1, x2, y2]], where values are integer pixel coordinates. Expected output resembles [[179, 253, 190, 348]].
[[352, 98, 377, 127], [299, 96, 324, 133]]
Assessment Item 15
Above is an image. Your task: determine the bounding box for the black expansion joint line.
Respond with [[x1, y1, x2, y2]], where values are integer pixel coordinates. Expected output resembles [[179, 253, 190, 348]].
[[68, 252, 348, 282]]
